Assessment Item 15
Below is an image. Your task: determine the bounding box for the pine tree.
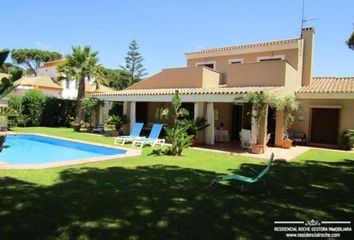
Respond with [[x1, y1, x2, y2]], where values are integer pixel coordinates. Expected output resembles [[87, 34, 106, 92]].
[[121, 40, 147, 85]]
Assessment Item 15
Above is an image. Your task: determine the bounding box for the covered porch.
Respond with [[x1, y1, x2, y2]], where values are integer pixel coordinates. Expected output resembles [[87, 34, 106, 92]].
[[93, 86, 286, 151]]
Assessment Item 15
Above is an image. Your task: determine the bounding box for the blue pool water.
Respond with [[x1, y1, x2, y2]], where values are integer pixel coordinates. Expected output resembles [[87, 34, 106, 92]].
[[0, 134, 126, 164]]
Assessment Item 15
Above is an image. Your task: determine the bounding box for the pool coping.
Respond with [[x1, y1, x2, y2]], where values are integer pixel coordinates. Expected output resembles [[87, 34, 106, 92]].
[[0, 132, 142, 169]]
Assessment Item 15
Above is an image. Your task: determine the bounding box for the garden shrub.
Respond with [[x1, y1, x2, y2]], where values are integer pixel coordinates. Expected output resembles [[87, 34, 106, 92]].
[[83, 97, 99, 125], [162, 91, 193, 156], [22, 90, 47, 126], [109, 102, 123, 116], [339, 129, 354, 150], [41, 98, 76, 127]]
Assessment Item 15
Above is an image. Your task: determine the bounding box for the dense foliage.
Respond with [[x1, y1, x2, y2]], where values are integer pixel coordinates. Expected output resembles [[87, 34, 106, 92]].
[[339, 129, 354, 150], [346, 30, 354, 50], [120, 40, 147, 85], [102, 68, 131, 90], [106, 114, 128, 131], [8, 93, 78, 127], [243, 92, 278, 144], [11, 49, 62, 76], [21, 90, 48, 126], [108, 102, 123, 116], [41, 98, 77, 127], [277, 95, 299, 137], [83, 97, 100, 125]]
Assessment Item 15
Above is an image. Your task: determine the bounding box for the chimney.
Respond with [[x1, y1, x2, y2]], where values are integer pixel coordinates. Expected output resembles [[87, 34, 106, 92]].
[[301, 27, 315, 86]]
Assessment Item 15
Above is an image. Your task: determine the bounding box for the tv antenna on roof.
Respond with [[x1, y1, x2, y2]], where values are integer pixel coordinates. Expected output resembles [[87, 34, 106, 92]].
[[301, 0, 318, 29]]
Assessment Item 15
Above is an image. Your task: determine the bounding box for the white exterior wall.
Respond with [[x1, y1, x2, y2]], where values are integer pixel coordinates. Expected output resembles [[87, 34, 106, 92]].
[[36, 66, 58, 80], [61, 80, 78, 99], [37, 65, 96, 99], [40, 88, 62, 98]]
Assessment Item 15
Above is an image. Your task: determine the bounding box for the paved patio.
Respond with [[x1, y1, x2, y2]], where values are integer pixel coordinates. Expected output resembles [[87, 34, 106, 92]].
[[193, 141, 311, 161]]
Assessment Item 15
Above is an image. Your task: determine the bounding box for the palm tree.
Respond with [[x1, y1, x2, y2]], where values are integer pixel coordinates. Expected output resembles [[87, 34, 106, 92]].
[[57, 46, 103, 124], [0, 49, 20, 128], [0, 49, 19, 99]]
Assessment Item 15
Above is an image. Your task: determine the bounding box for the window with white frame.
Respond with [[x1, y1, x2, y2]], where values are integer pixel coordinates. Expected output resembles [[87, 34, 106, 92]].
[[228, 58, 244, 64], [257, 55, 285, 62], [195, 61, 216, 69]]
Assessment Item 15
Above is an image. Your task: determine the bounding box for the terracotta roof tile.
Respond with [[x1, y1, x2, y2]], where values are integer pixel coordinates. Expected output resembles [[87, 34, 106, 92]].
[[15, 76, 62, 89], [86, 84, 115, 94], [298, 77, 354, 93], [92, 86, 283, 97], [185, 38, 299, 56]]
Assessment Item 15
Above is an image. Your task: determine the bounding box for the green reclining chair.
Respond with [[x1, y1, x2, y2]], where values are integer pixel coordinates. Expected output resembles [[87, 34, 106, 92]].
[[208, 153, 274, 195]]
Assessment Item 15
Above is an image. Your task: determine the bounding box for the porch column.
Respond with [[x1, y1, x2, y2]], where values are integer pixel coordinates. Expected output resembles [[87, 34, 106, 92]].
[[194, 102, 205, 144], [258, 106, 269, 150], [129, 101, 136, 132], [251, 105, 268, 148], [194, 102, 204, 119], [123, 101, 128, 115], [205, 102, 215, 145], [98, 102, 105, 124], [122, 101, 129, 134], [251, 108, 257, 144], [274, 110, 284, 147]]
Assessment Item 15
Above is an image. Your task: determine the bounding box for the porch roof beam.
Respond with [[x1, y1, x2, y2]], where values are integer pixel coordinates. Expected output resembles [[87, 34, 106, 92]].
[[94, 93, 247, 103]]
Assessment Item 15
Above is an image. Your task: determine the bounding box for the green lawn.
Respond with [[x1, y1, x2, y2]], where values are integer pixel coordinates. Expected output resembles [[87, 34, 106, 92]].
[[0, 127, 353, 239]]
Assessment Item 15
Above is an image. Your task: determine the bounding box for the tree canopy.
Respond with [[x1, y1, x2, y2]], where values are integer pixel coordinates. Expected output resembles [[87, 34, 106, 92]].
[[11, 49, 62, 76], [120, 40, 147, 85], [346, 30, 354, 50], [102, 68, 131, 90]]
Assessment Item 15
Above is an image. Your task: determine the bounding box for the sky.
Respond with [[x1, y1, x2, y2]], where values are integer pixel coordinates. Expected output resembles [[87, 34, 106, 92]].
[[1, 0, 354, 77]]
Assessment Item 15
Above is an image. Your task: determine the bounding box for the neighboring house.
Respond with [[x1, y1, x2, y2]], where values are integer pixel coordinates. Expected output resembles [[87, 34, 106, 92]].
[[36, 59, 114, 99], [94, 27, 353, 147], [13, 76, 62, 98]]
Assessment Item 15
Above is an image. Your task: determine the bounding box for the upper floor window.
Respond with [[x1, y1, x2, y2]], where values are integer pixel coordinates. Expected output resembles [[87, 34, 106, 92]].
[[228, 58, 244, 64], [65, 80, 70, 89], [196, 61, 216, 70], [257, 55, 285, 62]]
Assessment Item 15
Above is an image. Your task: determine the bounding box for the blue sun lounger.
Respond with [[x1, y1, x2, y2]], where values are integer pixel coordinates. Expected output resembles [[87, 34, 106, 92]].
[[114, 122, 144, 145], [132, 123, 165, 148]]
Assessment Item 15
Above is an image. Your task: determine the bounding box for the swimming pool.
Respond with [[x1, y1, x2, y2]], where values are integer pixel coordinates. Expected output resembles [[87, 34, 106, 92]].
[[0, 134, 129, 167]]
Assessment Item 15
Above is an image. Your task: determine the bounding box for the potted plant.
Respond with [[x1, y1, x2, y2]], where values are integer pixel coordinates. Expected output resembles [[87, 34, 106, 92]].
[[68, 117, 81, 132], [279, 96, 299, 149], [85, 122, 94, 133], [106, 114, 129, 137], [72, 122, 82, 132], [185, 117, 210, 146], [244, 92, 277, 154]]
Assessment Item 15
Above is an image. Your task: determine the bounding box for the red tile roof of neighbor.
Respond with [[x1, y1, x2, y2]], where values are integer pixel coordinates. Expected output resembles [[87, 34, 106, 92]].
[[92, 86, 283, 96], [298, 77, 354, 93]]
